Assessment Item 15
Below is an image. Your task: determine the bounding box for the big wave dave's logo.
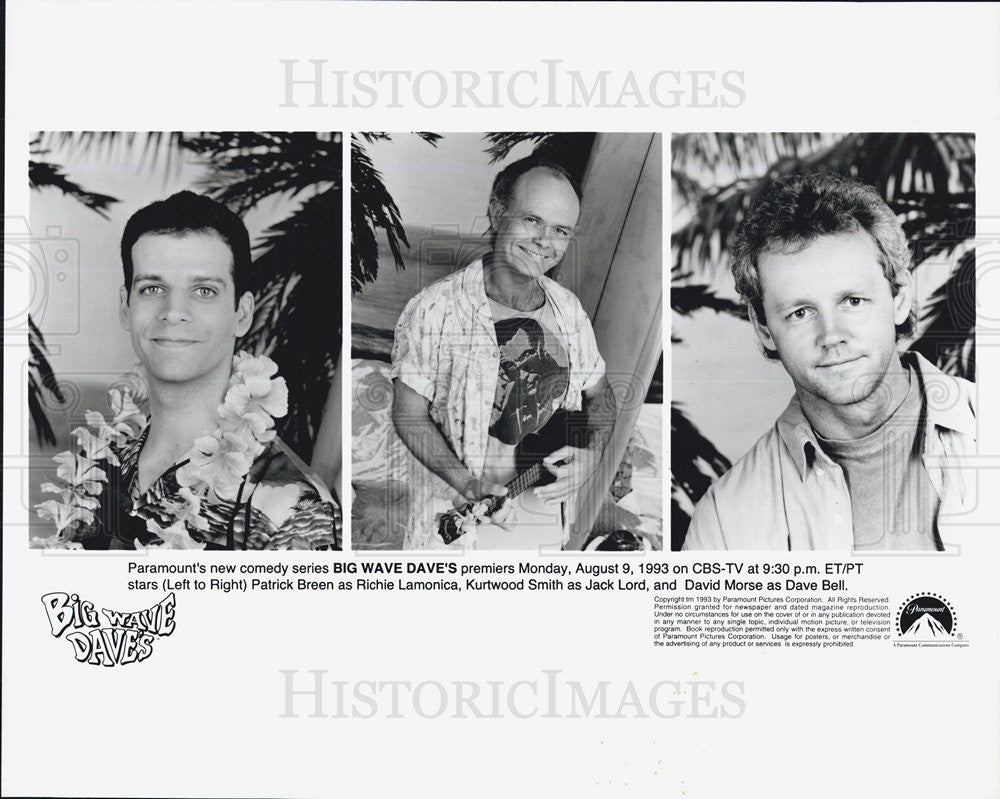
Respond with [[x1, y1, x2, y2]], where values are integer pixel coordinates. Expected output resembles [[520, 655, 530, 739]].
[[896, 593, 958, 640], [41, 592, 177, 666]]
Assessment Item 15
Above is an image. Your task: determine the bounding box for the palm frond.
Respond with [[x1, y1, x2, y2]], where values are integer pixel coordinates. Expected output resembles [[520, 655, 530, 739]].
[[671, 403, 731, 494], [670, 402, 731, 548], [673, 132, 976, 278], [28, 315, 65, 445], [356, 132, 392, 145], [28, 161, 120, 217], [483, 133, 558, 164], [482, 132, 596, 181], [28, 317, 64, 400], [671, 167, 706, 207], [672, 131, 976, 380], [351, 133, 413, 293], [670, 132, 977, 547], [183, 132, 341, 213], [36, 131, 190, 175], [31, 131, 346, 462], [29, 375, 58, 447], [29, 135, 121, 217], [238, 189, 341, 458], [164, 132, 346, 455], [671, 278, 746, 319], [672, 132, 832, 185], [909, 247, 976, 380]]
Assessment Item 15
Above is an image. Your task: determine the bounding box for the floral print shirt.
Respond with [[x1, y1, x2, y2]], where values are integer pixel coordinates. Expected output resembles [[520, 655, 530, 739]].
[[34, 353, 341, 551], [54, 427, 341, 551]]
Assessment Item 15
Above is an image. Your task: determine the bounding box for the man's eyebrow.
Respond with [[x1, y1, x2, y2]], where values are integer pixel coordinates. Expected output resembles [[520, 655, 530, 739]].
[[509, 208, 577, 229], [773, 286, 874, 312], [133, 274, 228, 286], [188, 276, 228, 286]]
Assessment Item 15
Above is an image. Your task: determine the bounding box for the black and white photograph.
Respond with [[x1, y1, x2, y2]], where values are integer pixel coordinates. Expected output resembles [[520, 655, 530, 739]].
[[351, 132, 663, 551], [27, 132, 343, 550], [671, 133, 976, 552], [6, 4, 1000, 799]]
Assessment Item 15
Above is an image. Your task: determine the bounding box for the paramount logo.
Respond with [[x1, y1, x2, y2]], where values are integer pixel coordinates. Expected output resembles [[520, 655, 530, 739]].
[[902, 612, 949, 638], [896, 593, 957, 641]]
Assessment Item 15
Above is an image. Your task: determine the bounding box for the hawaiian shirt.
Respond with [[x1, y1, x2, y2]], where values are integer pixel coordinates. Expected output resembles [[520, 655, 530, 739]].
[[390, 259, 605, 548], [683, 353, 977, 551], [79, 428, 341, 551]]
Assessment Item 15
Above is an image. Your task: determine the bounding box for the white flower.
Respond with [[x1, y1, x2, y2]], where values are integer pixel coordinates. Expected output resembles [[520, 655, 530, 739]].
[[217, 403, 275, 444], [137, 519, 206, 551], [217, 429, 263, 457], [71, 426, 117, 464], [53, 451, 106, 495], [31, 535, 84, 550], [221, 377, 288, 422], [40, 481, 75, 504], [233, 351, 278, 379], [35, 500, 95, 533], [83, 389, 145, 449], [120, 366, 149, 405], [109, 388, 147, 427], [182, 435, 251, 501], [40, 481, 101, 510], [37, 350, 285, 544]]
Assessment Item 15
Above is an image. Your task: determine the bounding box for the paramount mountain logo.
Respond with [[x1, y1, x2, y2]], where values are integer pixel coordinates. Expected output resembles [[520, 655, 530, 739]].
[[903, 611, 949, 638], [41, 592, 177, 666], [896, 593, 958, 640]]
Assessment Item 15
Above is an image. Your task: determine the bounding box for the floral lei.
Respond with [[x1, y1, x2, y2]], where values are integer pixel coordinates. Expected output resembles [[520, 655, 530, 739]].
[[35, 352, 288, 550]]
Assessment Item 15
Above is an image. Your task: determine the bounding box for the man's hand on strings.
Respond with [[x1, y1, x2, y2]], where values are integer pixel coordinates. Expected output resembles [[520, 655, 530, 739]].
[[535, 445, 601, 505]]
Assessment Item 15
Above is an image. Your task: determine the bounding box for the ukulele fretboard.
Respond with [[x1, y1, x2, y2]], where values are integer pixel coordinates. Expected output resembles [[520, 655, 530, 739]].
[[507, 462, 545, 500]]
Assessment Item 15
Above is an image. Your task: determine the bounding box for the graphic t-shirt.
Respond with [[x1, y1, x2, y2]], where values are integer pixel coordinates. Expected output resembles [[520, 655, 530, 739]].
[[488, 297, 570, 447]]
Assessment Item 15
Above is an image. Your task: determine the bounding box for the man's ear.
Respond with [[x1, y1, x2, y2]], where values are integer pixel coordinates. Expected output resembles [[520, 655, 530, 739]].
[[749, 303, 778, 356], [234, 291, 255, 337], [487, 199, 504, 233], [119, 286, 131, 331], [892, 268, 914, 327]]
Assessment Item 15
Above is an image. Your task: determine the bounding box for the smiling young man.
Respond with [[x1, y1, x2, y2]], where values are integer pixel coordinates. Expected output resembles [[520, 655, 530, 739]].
[[391, 155, 616, 549], [683, 173, 976, 551], [37, 191, 341, 550], [123, 224, 255, 494]]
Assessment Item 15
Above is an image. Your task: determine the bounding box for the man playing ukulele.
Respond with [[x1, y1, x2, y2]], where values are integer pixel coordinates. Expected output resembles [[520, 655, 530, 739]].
[[391, 156, 616, 549]]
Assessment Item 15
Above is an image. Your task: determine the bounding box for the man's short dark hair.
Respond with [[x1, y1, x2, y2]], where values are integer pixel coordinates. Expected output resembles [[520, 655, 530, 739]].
[[487, 155, 582, 240], [731, 172, 916, 360], [121, 190, 251, 306]]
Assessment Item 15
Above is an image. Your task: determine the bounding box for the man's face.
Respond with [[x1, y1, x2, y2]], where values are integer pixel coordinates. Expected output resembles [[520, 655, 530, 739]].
[[120, 230, 253, 386], [752, 231, 912, 410], [491, 168, 581, 278]]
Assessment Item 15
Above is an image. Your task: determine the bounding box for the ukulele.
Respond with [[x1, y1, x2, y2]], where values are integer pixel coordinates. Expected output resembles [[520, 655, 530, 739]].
[[435, 412, 585, 550], [435, 461, 567, 549]]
